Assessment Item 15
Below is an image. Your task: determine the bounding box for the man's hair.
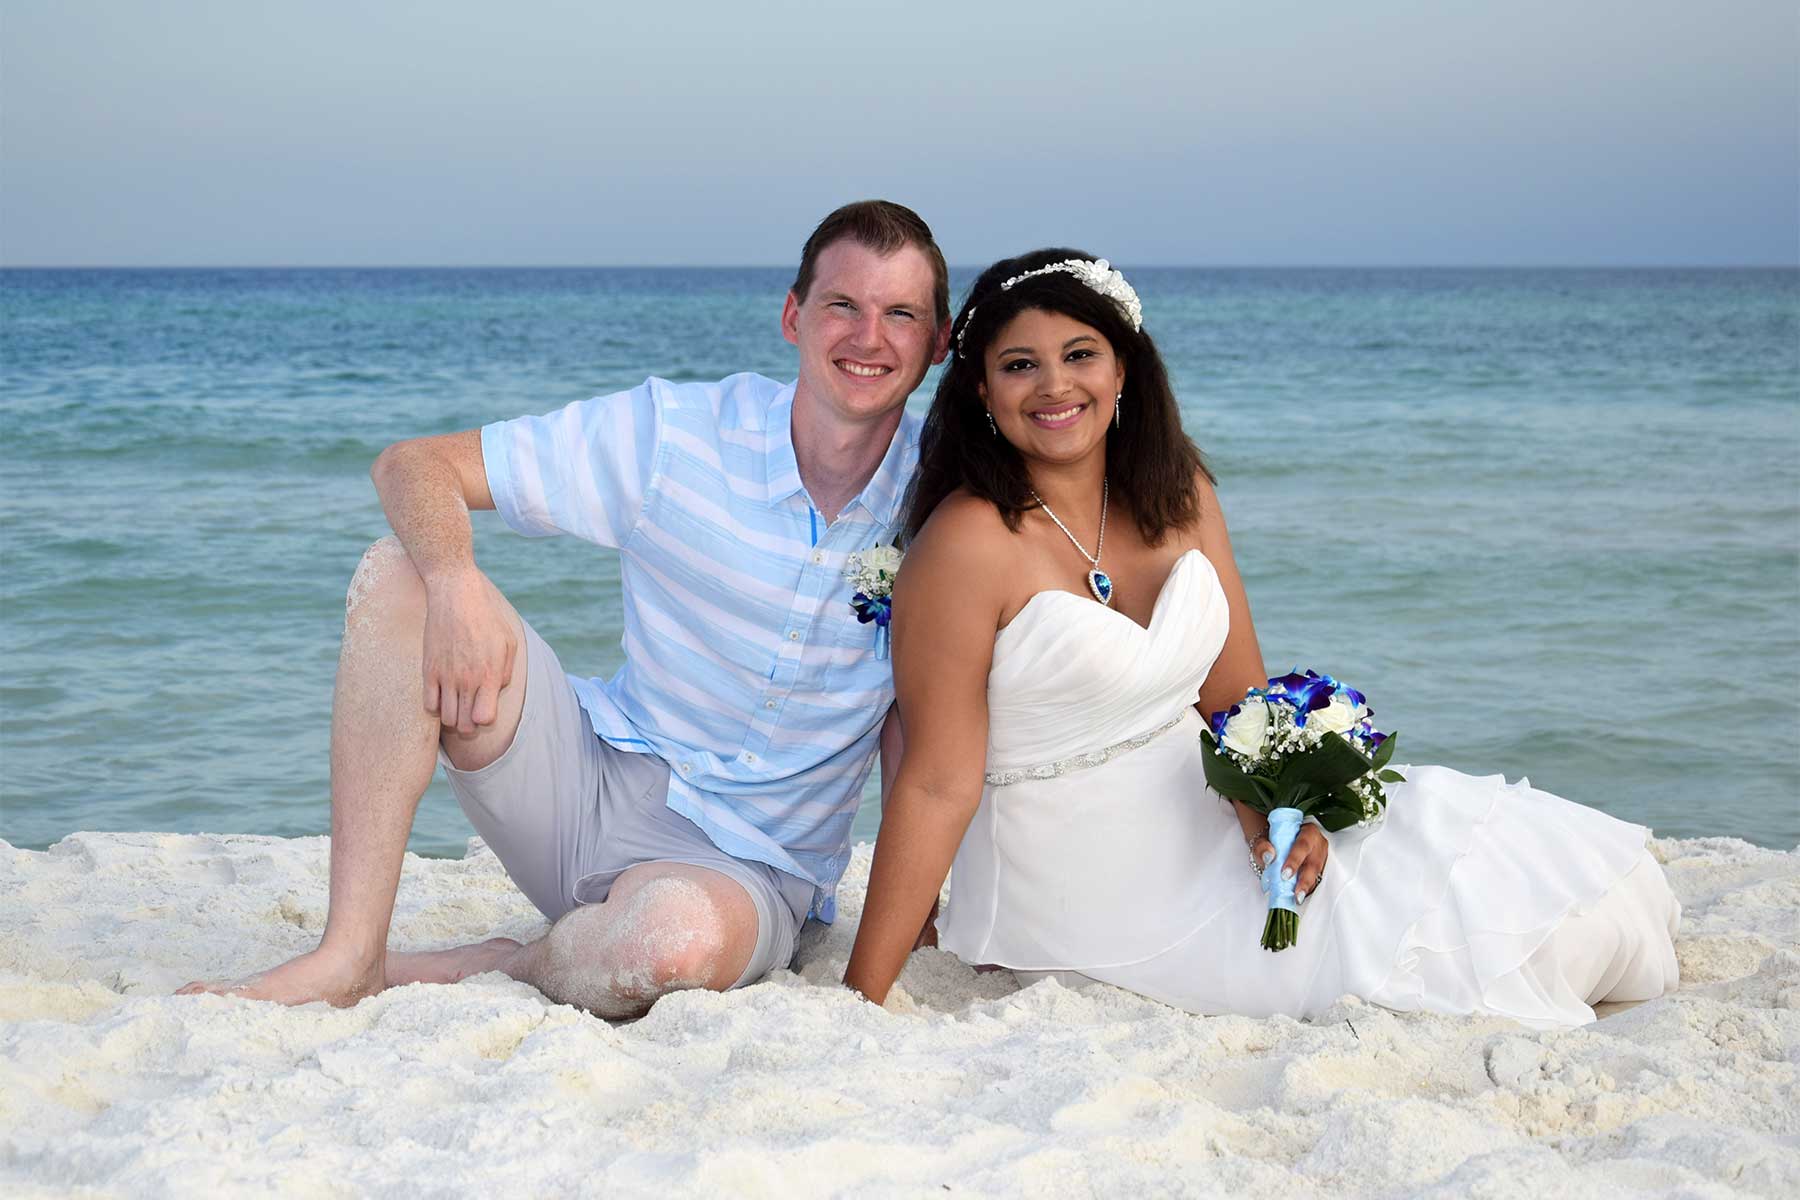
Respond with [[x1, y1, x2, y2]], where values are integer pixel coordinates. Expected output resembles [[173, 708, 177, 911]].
[[792, 200, 950, 326]]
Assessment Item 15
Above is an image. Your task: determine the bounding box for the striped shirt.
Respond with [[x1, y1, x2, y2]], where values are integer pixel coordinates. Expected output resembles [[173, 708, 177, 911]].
[[480, 372, 920, 921]]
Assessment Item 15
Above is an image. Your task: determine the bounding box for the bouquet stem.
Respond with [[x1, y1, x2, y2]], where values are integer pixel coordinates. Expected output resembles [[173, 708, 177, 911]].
[[1261, 908, 1298, 951]]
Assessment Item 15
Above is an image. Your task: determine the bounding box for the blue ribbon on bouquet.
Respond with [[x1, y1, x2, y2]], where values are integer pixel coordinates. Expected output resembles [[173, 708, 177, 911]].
[[1260, 806, 1303, 915]]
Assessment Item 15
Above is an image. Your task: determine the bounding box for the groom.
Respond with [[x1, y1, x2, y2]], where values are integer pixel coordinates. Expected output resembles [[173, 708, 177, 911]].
[[181, 200, 951, 1016]]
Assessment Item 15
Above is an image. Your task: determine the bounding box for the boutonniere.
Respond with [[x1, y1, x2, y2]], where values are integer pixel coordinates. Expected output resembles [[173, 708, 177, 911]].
[[844, 542, 903, 660]]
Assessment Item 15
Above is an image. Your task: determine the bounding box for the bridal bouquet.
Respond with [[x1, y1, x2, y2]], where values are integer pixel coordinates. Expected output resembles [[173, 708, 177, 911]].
[[1200, 670, 1402, 951], [845, 542, 902, 659]]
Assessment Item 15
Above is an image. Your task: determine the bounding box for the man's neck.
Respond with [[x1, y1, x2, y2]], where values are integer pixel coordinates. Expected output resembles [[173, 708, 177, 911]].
[[789, 397, 904, 526]]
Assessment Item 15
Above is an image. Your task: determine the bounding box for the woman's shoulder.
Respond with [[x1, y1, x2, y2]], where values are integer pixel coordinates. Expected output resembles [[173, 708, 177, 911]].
[[897, 489, 1020, 595]]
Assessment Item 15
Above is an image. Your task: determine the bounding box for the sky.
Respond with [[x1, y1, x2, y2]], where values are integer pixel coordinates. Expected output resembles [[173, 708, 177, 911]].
[[2, 0, 1795, 267]]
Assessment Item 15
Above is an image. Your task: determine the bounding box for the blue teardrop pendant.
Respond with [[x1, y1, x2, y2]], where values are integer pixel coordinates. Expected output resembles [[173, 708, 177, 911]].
[[1087, 569, 1114, 606]]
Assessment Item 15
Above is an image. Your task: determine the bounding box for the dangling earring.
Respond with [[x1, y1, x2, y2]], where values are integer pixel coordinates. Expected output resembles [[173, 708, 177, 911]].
[[1114, 392, 1123, 429], [987, 410, 997, 437]]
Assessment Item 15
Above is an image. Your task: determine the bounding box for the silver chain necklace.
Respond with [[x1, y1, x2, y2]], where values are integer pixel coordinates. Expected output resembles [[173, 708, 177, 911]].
[[1029, 478, 1114, 607]]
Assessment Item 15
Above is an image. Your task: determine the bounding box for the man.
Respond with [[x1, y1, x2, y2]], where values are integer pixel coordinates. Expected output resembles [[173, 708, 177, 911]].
[[180, 200, 951, 1016]]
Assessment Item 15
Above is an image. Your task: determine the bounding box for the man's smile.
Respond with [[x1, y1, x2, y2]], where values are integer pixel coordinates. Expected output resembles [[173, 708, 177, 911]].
[[835, 359, 893, 379]]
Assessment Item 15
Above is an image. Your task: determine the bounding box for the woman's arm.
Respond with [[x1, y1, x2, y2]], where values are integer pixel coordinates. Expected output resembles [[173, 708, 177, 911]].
[[844, 497, 1010, 1004], [1189, 474, 1329, 894]]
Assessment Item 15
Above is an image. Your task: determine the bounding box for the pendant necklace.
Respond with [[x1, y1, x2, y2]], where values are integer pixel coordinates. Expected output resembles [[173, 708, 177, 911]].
[[1030, 478, 1113, 606]]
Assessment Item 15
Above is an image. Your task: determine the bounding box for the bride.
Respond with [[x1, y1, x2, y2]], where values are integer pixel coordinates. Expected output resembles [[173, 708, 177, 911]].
[[842, 249, 1679, 1028]]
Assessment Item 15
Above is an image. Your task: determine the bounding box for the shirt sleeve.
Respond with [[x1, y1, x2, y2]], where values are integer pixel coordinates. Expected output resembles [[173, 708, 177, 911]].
[[479, 379, 662, 548]]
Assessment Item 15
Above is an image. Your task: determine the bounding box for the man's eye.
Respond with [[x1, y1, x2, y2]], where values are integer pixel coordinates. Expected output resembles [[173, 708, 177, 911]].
[[830, 301, 855, 311], [888, 310, 915, 320]]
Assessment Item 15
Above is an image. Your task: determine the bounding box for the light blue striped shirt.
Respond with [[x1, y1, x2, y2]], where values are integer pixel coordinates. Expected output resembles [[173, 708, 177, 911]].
[[480, 372, 920, 921]]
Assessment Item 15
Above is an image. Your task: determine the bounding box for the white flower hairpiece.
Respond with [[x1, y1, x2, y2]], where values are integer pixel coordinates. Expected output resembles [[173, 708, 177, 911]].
[[955, 258, 1144, 356]]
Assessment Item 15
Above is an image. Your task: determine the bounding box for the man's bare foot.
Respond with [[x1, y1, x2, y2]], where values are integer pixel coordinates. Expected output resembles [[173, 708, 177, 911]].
[[176, 946, 385, 1007], [385, 937, 522, 987]]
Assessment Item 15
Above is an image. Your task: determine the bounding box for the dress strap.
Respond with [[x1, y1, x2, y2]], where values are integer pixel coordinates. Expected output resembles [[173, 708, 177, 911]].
[[984, 712, 1191, 788]]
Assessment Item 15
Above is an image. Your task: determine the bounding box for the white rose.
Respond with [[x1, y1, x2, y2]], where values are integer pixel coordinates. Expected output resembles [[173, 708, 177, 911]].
[[1221, 697, 1270, 759], [864, 545, 903, 577], [1311, 693, 1365, 738]]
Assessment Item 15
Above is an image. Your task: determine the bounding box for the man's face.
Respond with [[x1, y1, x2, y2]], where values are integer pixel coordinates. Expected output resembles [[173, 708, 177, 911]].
[[782, 239, 950, 428]]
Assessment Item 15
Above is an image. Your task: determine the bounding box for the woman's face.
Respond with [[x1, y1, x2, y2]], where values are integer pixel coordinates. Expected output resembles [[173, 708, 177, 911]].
[[980, 307, 1125, 467]]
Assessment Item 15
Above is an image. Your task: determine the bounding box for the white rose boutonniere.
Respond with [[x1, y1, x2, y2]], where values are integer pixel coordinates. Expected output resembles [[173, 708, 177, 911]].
[[845, 542, 903, 659]]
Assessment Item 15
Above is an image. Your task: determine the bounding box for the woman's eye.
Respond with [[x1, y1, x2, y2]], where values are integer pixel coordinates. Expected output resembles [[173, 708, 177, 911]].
[[1001, 359, 1034, 372], [1067, 349, 1095, 362]]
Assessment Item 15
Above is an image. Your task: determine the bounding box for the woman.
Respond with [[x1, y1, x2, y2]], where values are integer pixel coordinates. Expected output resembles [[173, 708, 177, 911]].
[[843, 249, 1679, 1027]]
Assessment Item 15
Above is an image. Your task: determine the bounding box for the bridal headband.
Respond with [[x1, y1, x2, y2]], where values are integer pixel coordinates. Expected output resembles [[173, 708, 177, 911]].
[[955, 258, 1144, 356]]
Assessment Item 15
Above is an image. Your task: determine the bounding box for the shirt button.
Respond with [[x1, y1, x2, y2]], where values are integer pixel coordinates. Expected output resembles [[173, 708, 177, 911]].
[[764, 699, 777, 710], [811, 551, 824, 564], [743, 752, 757, 763], [680, 762, 693, 774], [787, 630, 800, 641]]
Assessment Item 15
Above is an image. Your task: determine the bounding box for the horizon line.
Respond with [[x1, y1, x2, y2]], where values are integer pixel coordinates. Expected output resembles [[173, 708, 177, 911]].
[[3, 261, 1796, 272]]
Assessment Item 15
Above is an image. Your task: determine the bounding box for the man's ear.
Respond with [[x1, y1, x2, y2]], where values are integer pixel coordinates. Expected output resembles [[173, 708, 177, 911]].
[[781, 291, 802, 347], [931, 318, 952, 365]]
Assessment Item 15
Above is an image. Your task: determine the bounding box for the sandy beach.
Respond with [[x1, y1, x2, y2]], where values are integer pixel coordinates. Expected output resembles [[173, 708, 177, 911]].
[[2, 832, 1795, 1197]]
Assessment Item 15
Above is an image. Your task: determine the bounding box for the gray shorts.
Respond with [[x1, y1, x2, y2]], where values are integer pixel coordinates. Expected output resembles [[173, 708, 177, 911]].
[[439, 618, 814, 989]]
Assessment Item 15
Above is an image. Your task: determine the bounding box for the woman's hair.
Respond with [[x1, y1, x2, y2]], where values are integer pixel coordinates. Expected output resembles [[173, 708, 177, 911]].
[[902, 247, 1212, 543]]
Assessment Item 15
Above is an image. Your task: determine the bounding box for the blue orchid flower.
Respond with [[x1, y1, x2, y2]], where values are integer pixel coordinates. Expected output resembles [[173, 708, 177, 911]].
[[850, 593, 892, 627], [1266, 670, 1335, 723]]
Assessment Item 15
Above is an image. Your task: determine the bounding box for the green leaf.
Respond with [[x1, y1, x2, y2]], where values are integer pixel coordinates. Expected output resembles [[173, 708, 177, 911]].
[[1377, 769, 1405, 784], [1270, 732, 1373, 802], [1309, 796, 1366, 833], [1200, 732, 1268, 810], [1371, 733, 1398, 770]]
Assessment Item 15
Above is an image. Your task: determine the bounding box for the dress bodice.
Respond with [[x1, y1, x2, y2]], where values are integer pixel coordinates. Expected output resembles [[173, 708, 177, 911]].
[[985, 549, 1230, 775]]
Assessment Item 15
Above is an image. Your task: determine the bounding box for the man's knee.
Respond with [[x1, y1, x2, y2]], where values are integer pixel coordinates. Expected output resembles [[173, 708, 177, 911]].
[[344, 536, 424, 629], [533, 875, 747, 1017]]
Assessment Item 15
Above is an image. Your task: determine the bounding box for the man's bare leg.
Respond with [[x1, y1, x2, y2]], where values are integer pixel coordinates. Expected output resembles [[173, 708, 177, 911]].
[[385, 862, 760, 1018], [178, 538, 529, 1005]]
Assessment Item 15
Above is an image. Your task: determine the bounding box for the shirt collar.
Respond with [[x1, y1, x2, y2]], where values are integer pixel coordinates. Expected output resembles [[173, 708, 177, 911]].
[[852, 407, 921, 528], [763, 382, 804, 505], [767, 384, 921, 529]]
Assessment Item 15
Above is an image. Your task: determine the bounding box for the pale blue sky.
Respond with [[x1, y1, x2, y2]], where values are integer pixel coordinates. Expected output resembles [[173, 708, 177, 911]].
[[2, 0, 1794, 266]]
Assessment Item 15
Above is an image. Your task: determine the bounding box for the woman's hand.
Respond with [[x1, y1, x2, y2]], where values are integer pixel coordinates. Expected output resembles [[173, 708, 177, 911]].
[[1248, 823, 1329, 902]]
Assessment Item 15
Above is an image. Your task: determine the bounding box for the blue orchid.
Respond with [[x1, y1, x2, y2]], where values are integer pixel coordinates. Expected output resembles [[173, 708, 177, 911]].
[[1266, 669, 1335, 723], [850, 592, 891, 627]]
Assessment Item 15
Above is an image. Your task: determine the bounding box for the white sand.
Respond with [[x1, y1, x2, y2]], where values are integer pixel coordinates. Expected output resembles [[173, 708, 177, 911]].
[[1, 833, 1795, 1198]]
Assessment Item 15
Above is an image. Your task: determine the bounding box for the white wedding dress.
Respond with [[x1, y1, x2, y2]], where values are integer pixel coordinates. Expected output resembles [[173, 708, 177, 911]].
[[935, 549, 1680, 1028]]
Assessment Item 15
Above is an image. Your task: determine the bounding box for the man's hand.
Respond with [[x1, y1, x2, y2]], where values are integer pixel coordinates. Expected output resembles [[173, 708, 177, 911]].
[[914, 898, 939, 950], [1248, 823, 1329, 902], [421, 568, 517, 734]]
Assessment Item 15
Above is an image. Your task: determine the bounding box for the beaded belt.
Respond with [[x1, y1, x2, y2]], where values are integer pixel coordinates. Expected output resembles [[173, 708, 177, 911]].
[[983, 712, 1190, 788]]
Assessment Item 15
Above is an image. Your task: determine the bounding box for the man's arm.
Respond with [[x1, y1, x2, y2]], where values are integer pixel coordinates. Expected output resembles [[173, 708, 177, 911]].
[[370, 431, 517, 735]]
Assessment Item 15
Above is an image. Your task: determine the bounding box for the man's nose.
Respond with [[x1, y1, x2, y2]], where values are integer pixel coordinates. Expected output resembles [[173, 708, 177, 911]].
[[850, 310, 885, 348]]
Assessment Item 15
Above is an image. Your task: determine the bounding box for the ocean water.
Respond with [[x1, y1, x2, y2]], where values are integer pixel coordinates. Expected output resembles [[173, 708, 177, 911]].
[[3, 267, 1797, 856]]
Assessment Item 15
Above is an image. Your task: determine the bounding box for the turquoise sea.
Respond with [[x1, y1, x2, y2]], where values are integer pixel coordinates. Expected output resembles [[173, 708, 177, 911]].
[[3, 267, 1797, 854]]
